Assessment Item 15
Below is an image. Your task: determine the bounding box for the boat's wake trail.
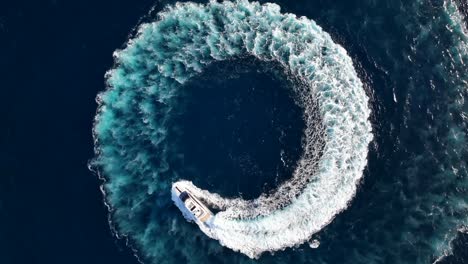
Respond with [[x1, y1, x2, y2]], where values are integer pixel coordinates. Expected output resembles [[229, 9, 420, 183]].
[[92, 0, 372, 260]]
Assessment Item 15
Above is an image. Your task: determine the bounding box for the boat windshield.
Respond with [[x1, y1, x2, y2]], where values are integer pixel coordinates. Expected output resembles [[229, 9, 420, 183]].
[[179, 191, 189, 202]]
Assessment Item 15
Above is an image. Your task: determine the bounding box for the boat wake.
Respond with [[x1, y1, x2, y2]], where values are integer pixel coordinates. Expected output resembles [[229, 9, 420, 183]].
[[92, 0, 373, 259]]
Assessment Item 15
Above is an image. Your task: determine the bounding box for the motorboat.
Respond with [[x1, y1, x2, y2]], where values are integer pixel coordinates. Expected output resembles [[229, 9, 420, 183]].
[[172, 182, 214, 226]]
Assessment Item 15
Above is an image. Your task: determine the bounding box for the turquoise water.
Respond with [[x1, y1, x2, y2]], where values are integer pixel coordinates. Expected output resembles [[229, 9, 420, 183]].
[[91, 0, 467, 263]]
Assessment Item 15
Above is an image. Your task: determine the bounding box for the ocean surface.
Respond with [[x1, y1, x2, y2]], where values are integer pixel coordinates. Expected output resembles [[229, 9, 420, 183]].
[[1, 0, 467, 264]]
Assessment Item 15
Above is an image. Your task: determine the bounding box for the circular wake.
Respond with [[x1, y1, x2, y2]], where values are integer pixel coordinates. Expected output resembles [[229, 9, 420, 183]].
[[92, 0, 372, 260]]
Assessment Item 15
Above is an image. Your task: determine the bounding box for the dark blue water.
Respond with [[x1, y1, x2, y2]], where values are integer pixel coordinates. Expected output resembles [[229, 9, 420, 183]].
[[174, 59, 305, 199], [1, 0, 466, 264]]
